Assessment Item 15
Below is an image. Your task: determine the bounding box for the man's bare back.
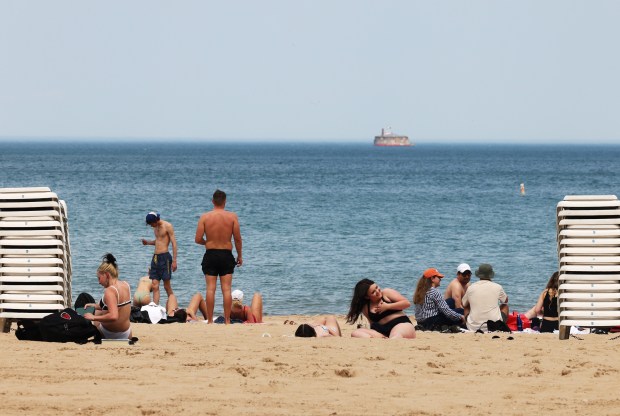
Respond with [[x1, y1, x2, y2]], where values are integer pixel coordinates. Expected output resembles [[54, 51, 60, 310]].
[[196, 210, 240, 253]]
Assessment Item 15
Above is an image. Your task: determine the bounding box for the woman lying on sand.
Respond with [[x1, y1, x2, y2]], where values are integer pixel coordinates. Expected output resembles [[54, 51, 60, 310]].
[[346, 278, 416, 339], [294, 315, 342, 337], [166, 292, 208, 322]]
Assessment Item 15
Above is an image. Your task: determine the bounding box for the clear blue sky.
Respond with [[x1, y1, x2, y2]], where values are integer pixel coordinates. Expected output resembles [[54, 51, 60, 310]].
[[1, 1, 618, 143]]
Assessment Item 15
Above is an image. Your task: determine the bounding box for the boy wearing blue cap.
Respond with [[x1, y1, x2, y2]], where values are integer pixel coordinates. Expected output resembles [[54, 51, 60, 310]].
[[141, 211, 178, 305]]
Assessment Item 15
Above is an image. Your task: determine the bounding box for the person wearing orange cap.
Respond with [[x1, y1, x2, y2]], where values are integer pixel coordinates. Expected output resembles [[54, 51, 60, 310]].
[[413, 268, 465, 330]]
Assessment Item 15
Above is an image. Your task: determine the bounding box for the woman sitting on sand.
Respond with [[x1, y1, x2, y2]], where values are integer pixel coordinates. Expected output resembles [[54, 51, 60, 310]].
[[524, 272, 559, 333], [133, 275, 152, 307], [83, 253, 132, 339], [346, 278, 416, 339], [230, 290, 263, 323], [413, 268, 465, 330], [294, 315, 342, 337]]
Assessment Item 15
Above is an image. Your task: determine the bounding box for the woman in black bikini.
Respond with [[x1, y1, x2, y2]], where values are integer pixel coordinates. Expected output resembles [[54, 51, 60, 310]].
[[524, 272, 559, 333], [346, 278, 416, 339]]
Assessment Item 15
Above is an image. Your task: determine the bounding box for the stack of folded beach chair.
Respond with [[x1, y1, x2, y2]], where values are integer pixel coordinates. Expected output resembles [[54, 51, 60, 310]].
[[0, 187, 72, 332], [556, 195, 620, 339]]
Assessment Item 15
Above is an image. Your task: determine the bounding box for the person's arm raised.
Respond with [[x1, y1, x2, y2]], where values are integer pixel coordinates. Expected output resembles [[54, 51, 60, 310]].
[[378, 288, 411, 311]]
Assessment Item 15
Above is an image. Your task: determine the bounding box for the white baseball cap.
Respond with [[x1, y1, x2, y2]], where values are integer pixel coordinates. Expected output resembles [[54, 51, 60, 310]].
[[457, 263, 471, 274], [232, 289, 244, 302]]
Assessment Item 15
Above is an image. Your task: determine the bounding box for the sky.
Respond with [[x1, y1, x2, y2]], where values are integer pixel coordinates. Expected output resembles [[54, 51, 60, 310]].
[[1, 1, 619, 143]]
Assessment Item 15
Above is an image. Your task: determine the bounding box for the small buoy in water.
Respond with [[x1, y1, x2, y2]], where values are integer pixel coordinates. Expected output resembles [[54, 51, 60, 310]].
[[520, 183, 525, 196]]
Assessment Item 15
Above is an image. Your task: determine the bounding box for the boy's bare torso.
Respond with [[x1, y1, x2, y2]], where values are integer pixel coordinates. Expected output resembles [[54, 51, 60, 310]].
[[153, 220, 173, 253]]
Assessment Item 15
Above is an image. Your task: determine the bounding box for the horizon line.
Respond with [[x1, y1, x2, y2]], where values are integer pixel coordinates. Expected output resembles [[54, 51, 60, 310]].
[[1, 136, 619, 145]]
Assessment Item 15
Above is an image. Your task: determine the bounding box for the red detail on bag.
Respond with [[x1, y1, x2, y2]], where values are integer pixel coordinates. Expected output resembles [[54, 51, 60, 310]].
[[506, 311, 530, 331], [60, 312, 71, 320]]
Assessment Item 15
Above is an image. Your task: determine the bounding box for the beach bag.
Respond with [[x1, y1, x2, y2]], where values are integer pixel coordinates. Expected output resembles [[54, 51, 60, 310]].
[[506, 312, 531, 332], [74, 292, 96, 309], [15, 320, 43, 341], [130, 306, 151, 323], [486, 319, 512, 333], [38, 308, 102, 344]]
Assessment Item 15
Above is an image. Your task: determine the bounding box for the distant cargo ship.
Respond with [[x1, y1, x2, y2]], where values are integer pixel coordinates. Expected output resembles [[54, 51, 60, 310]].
[[373, 127, 412, 147]]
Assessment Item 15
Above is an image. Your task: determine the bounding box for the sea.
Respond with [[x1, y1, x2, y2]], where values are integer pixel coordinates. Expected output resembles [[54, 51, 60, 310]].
[[1, 141, 619, 316]]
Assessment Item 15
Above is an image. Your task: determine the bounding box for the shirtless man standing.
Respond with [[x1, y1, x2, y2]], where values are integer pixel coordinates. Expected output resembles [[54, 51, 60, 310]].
[[444, 263, 472, 310], [194, 189, 242, 324], [141, 212, 178, 305]]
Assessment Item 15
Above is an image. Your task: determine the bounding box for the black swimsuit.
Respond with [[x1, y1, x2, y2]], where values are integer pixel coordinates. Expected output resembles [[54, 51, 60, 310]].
[[540, 290, 559, 333], [542, 291, 558, 318], [201, 249, 236, 277], [367, 298, 412, 337]]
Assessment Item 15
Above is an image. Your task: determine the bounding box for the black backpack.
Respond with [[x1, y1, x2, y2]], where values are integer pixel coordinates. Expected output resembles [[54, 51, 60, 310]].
[[129, 306, 151, 323], [15, 319, 44, 341], [38, 308, 102, 344], [486, 319, 512, 333], [74, 292, 96, 309]]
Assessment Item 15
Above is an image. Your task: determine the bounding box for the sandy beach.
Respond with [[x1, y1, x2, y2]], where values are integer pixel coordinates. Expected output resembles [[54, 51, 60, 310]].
[[2, 315, 620, 416]]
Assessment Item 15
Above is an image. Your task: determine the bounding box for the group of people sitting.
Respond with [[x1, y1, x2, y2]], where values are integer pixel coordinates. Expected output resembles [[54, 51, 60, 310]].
[[296, 263, 558, 339], [412, 263, 558, 333], [81, 253, 558, 340]]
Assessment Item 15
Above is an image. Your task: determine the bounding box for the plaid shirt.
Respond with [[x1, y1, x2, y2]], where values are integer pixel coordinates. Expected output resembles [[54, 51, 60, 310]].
[[415, 287, 463, 322]]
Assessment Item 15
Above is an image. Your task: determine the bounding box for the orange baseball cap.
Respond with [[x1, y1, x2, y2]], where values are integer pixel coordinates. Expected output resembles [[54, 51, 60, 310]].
[[423, 268, 444, 279]]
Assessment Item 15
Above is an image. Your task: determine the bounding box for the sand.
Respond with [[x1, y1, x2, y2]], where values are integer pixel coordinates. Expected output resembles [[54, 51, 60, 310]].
[[1, 315, 620, 416]]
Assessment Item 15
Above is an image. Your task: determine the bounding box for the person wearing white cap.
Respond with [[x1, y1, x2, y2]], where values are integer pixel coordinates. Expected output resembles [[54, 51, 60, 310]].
[[230, 289, 263, 323], [443, 263, 472, 310]]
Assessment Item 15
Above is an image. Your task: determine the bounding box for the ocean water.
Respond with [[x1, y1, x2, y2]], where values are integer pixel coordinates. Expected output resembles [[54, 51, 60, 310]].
[[1, 141, 620, 316]]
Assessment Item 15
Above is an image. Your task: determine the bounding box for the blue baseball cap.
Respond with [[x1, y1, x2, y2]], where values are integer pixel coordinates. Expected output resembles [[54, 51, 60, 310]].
[[145, 211, 160, 224]]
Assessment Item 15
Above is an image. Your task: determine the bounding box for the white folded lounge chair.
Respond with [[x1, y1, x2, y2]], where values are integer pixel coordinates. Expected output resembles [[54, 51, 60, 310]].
[[556, 195, 620, 339], [0, 187, 72, 331]]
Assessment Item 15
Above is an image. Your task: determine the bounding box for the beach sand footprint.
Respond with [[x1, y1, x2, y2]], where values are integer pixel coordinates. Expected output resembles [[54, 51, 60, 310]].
[[334, 368, 355, 378]]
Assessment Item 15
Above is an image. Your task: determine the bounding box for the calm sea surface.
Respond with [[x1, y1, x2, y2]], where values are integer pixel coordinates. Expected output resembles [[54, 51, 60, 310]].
[[1, 141, 619, 315]]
